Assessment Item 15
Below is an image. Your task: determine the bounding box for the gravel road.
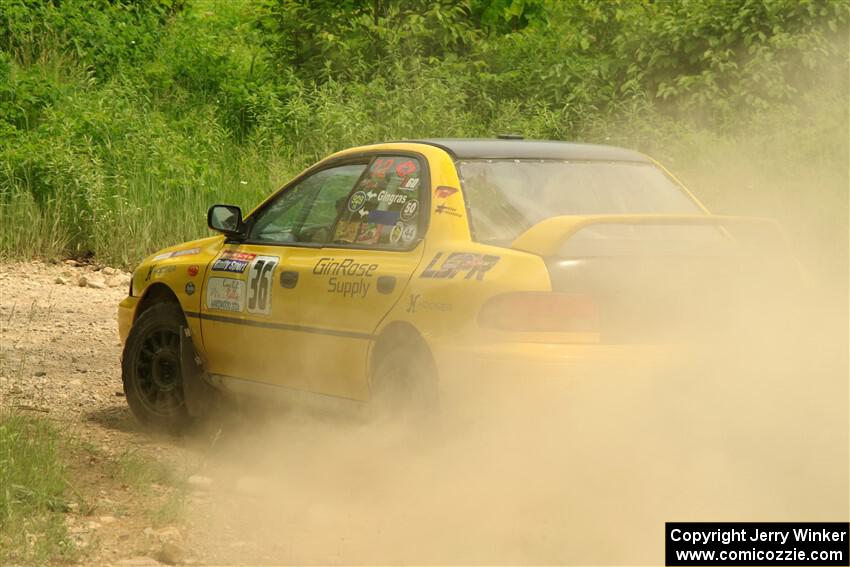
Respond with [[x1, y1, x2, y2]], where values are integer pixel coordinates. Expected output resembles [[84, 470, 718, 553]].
[[2, 259, 846, 566], [0, 260, 207, 566]]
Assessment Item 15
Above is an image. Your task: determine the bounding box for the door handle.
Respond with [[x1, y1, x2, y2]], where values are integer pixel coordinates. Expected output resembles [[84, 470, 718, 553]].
[[377, 276, 396, 294], [279, 271, 299, 289]]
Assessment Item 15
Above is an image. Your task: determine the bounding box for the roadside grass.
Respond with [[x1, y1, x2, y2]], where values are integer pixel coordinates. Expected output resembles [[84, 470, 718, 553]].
[[150, 491, 187, 528], [116, 449, 189, 527], [0, 412, 193, 565], [117, 449, 183, 488], [0, 412, 78, 565]]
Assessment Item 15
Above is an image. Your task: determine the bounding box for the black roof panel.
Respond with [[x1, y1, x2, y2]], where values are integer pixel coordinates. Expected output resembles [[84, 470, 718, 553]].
[[411, 138, 650, 162]]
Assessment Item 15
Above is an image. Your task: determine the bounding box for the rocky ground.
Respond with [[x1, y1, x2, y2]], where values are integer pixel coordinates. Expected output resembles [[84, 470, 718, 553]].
[[0, 260, 209, 566], [1, 259, 379, 567]]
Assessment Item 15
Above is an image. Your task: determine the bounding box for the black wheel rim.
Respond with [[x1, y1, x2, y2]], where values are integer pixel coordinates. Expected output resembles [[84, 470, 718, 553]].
[[134, 324, 184, 416], [375, 355, 425, 406]]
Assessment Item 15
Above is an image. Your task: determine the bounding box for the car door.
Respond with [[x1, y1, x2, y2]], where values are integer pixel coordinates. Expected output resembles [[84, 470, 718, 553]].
[[199, 161, 369, 390], [200, 153, 428, 400], [289, 154, 429, 399]]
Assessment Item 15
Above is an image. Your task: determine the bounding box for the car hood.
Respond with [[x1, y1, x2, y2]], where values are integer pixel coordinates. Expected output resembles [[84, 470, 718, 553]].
[[141, 235, 225, 265]]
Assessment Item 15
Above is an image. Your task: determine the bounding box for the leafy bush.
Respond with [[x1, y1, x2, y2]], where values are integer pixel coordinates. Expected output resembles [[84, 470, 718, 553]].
[[0, 0, 846, 266]]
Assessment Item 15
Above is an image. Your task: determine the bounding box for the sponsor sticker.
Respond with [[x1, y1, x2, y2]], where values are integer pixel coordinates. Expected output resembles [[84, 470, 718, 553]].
[[395, 160, 418, 177], [401, 176, 420, 190], [327, 277, 370, 299], [220, 250, 256, 261], [377, 190, 407, 206], [313, 257, 379, 300], [151, 247, 201, 261], [401, 224, 417, 244], [313, 257, 379, 277], [420, 252, 500, 281], [367, 209, 401, 226], [435, 203, 462, 218], [355, 223, 383, 245], [145, 265, 176, 281], [389, 222, 404, 245], [206, 277, 245, 312], [171, 247, 200, 258], [360, 177, 379, 191], [371, 158, 395, 178], [348, 191, 368, 212], [246, 256, 279, 315], [400, 199, 419, 221], [434, 186, 458, 199], [406, 294, 452, 313], [212, 258, 250, 274]]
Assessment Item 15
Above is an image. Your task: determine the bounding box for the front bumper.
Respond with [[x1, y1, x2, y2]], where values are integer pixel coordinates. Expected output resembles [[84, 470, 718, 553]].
[[117, 295, 139, 344]]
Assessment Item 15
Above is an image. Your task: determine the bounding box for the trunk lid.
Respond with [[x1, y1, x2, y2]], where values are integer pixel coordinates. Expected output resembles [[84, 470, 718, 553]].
[[511, 215, 797, 343]]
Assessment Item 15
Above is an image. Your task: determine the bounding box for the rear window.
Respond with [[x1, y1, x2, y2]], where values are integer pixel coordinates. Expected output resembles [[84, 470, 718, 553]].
[[332, 156, 424, 248], [457, 160, 703, 245]]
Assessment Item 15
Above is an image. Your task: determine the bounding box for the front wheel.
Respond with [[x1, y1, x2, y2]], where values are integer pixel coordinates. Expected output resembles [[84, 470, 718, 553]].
[[122, 303, 191, 432]]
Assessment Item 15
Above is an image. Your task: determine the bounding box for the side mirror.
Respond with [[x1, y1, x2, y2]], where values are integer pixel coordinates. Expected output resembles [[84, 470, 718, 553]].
[[207, 204, 245, 237]]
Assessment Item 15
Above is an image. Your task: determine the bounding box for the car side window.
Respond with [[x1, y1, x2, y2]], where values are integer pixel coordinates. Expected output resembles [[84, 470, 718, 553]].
[[332, 156, 423, 248], [248, 163, 367, 244]]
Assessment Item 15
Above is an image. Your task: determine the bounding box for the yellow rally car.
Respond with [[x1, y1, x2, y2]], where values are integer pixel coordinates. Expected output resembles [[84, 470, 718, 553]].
[[118, 139, 783, 429]]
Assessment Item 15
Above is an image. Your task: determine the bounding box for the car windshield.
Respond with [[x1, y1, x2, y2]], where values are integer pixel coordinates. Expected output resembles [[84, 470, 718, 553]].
[[457, 160, 703, 245]]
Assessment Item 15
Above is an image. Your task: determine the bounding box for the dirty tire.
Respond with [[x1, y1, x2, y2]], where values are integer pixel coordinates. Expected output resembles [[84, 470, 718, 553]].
[[122, 302, 191, 432], [369, 337, 439, 421]]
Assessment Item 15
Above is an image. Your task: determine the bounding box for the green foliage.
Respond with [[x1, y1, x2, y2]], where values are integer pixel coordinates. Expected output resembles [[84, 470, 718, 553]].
[[255, 0, 478, 82], [620, 0, 850, 121], [471, 0, 547, 33], [0, 0, 183, 77], [0, 0, 846, 266]]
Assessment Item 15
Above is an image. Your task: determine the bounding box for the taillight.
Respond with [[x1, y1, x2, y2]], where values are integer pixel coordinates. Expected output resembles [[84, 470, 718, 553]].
[[478, 292, 599, 332]]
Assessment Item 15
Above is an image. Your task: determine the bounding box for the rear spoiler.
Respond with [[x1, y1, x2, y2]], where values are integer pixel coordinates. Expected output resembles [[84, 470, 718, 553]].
[[510, 214, 786, 257]]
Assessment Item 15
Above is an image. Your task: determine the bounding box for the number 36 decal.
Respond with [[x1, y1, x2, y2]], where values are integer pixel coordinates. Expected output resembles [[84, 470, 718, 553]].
[[247, 256, 279, 315]]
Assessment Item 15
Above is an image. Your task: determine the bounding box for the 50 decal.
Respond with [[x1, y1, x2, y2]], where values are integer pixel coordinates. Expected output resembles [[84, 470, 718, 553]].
[[247, 256, 279, 315]]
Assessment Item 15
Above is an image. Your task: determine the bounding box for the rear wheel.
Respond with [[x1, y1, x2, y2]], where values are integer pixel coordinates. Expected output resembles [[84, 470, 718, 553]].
[[122, 303, 190, 432], [369, 332, 439, 420]]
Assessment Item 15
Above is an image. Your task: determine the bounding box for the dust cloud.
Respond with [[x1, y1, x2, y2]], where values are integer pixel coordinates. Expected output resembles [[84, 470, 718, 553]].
[[181, 104, 848, 564], [183, 263, 846, 564]]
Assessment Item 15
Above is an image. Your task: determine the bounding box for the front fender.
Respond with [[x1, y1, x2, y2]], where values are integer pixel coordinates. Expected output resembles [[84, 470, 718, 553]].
[[131, 236, 224, 315]]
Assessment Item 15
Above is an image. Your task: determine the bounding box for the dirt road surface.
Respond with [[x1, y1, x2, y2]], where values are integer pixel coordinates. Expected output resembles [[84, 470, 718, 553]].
[[0, 260, 211, 566], [2, 260, 847, 566]]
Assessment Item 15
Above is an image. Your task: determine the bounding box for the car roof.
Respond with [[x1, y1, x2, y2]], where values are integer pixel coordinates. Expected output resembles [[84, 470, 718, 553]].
[[407, 138, 651, 163]]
